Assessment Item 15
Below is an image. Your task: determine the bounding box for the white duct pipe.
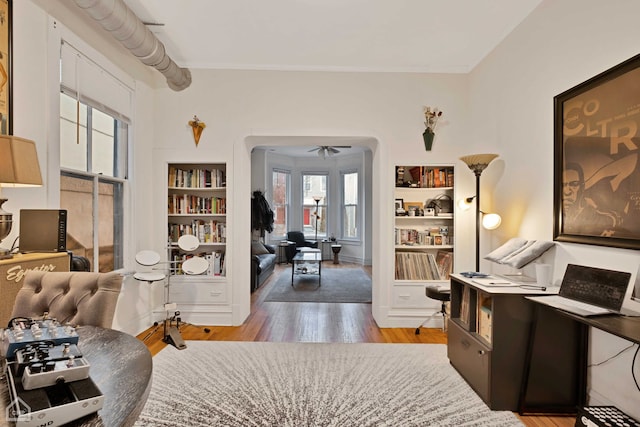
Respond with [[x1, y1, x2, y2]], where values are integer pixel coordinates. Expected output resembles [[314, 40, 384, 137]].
[[74, 0, 192, 91]]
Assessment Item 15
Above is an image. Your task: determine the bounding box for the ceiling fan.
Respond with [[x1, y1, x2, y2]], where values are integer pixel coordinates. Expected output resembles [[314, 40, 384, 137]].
[[308, 145, 351, 158]]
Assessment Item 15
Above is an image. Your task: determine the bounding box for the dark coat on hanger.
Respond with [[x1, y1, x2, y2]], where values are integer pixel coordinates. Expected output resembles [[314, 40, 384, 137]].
[[251, 190, 274, 237]]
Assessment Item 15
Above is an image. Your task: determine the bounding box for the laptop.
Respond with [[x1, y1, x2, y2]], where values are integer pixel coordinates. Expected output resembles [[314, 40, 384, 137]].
[[527, 264, 633, 317]]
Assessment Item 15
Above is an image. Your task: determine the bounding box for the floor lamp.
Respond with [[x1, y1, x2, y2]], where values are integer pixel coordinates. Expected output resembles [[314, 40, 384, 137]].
[[460, 154, 499, 272], [313, 196, 321, 243]]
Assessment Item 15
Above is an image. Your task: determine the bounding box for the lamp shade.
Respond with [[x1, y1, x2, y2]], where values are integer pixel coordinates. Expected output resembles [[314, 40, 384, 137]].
[[457, 197, 474, 211], [459, 153, 499, 175], [0, 136, 43, 187], [482, 213, 502, 230]]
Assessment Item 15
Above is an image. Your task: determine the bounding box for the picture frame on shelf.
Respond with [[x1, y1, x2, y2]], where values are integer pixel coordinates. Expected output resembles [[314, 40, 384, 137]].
[[403, 202, 422, 212], [403, 202, 422, 217], [395, 198, 405, 216], [553, 53, 640, 250]]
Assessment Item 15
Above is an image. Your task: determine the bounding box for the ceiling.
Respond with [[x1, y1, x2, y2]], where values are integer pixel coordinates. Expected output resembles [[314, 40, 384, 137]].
[[122, 0, 542, 74]]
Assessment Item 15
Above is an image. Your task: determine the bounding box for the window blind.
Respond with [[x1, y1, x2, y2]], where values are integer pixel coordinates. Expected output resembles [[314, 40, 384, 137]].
[[60, 40, 132, 122]]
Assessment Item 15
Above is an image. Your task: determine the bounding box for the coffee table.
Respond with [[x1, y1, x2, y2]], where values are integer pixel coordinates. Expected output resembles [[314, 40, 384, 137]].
[[291, 249, 322, 286]]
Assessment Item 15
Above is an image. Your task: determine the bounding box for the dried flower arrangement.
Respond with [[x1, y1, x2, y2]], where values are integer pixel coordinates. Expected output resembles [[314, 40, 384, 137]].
[[422, 107, 443, 151], [424, 107, 443, 133]]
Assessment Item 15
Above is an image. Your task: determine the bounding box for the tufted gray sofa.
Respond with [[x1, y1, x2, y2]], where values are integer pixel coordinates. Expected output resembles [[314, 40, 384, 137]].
[[10, 271, 123, 328]]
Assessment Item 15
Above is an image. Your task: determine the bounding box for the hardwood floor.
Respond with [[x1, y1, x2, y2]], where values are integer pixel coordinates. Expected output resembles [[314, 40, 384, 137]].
[[137, 262, 574, 427]]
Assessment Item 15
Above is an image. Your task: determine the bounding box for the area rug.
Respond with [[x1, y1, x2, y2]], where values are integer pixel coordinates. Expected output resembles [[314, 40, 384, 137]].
[[264, 268, 372, 303], [135, 341, 523, 426]]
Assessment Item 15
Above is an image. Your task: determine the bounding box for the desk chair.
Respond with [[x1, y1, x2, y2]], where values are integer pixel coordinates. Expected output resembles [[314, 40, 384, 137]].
[[415, 286, 451, 334], [10, 271, 122, 329]]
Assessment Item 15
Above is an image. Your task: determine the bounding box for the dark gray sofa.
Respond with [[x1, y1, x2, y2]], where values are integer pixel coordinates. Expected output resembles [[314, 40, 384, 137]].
[[251, 243, 277, 292]]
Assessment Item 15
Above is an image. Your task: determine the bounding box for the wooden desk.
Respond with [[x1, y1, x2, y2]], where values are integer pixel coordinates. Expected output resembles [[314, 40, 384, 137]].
[[520, 300, 640, 414], [0, 326, 153, 427], [0, 252, 70, 327]]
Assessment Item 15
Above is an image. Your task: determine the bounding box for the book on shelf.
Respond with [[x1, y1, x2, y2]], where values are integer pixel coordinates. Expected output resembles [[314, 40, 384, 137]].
[[396, 166, 454, 188], [168, 220, 227, 244], [421, 167, 454, 188], [168, 166, 226, 189], [168, 194, 226, 215], [394, 227, 452, 246]]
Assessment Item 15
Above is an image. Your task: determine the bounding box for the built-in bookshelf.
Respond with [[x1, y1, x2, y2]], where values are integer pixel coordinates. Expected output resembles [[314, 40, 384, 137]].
[[394, 165, 454, 283], [391, 165, 455, 322], [167, 163, 227, 277]]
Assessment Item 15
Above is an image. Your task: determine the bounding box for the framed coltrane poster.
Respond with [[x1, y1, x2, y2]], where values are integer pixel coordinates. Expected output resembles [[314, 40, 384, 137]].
[[554, 53, 640, 250], [0, 0, 10, 135]]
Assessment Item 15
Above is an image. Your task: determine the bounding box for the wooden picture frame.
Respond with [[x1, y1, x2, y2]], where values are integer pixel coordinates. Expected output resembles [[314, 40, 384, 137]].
[[0, 0, 11, 135], [403, 202, 422, 212], [554, 53, 640, 249]]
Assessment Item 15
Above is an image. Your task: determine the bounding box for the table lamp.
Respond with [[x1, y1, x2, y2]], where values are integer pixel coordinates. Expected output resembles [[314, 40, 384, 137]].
[[0, 136, 43, 259]]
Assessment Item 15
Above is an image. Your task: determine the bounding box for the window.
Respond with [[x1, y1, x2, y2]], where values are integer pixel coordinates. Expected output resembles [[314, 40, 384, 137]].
[[60, 92, 128, 272], [272, 169, 290, 237], [342, 171, 359, 239], [302, 174, 327, 239]]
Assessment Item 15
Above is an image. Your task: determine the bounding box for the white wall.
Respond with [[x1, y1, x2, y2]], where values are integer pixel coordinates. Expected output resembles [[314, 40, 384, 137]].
[[151, 69, 474, 327], [469, 0, 640, 418]]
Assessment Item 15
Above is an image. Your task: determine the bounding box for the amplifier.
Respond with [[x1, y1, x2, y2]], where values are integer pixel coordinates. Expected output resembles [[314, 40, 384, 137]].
[[19, 209, 67, 253], [0, 253, 70, 327]]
